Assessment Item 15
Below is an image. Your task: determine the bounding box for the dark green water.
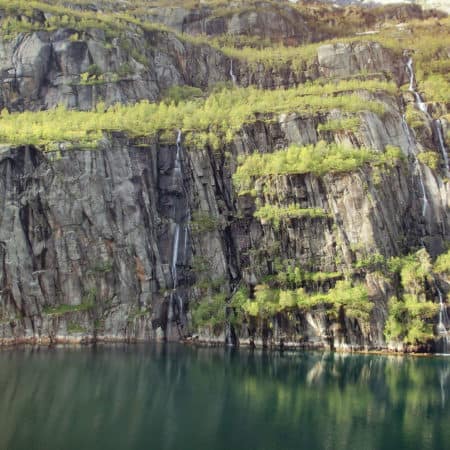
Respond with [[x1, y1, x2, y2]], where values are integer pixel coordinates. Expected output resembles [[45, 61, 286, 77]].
[[0, 345, 449, 450]]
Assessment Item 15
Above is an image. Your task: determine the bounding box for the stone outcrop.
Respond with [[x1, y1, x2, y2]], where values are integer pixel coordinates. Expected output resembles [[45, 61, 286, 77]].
[[0, 1, 448, 351], [0, 89, 448, 349], [0, 26, 407, 111]]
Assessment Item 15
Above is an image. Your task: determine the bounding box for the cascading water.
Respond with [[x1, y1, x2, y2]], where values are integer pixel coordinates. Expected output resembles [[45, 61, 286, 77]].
[[406, 57, 414, 91], [169, 130, 191, 335], [406, 58, 450, 351], [435, 119, 450, 175], [406, 57, 449, 175], [436, 285, 449, 353], [230, 59, 237, 85], [418, 164, 429, 217], [400, 113, 428, 217], [171, 130, 183, 289], [404, 58, 429, 218], [171, 224, 180, 289]]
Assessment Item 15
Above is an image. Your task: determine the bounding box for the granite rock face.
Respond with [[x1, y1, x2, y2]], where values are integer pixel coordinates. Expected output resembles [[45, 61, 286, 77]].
[[0, 92, 448, 349], [0, 17, 407, 110], [0, 28, 231, 111], [0, 2, 448, 351]]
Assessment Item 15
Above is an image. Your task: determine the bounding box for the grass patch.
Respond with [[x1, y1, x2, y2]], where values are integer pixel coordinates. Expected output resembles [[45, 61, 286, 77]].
[[254, 204, 329, 229], [43, 301, 94, 316]]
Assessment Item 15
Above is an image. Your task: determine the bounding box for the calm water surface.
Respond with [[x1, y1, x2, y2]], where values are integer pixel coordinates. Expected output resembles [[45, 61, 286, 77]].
[[0, 345, 449, 450]]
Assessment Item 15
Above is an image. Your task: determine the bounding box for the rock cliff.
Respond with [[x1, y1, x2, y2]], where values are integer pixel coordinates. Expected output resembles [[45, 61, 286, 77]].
[[0, 0, 449, 352]]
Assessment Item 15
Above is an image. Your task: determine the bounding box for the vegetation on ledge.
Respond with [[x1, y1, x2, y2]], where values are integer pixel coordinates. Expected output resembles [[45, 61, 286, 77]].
[[43, 301, 94, 316], [385, 249, 440, 345], [232, 280, 372, 323], [0, 80, 392, 150], [254, 204, 329, 229], [234, 142, 403, 193]]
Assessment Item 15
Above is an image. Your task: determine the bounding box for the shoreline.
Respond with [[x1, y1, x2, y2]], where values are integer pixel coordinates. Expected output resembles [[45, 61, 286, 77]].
[[0, 335, 446, 357]]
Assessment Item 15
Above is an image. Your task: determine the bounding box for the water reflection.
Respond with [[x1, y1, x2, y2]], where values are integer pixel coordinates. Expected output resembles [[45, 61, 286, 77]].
[[0, 345, 449, 450]]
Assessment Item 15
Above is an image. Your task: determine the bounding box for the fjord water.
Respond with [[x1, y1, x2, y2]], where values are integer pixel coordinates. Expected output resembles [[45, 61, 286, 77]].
[[0, 346, 449, 450]]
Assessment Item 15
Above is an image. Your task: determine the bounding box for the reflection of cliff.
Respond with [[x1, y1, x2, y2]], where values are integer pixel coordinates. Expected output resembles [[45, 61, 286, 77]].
[[0, 346, 449, 450]]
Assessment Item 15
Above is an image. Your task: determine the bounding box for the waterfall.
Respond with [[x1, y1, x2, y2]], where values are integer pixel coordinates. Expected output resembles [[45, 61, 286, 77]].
[[406, 57, 449, 175], [437, 285, 449, 353], [435, 119, 450, 175], [183, 214, 190, 264], [230, 59, 237, 85], [175, 130, 182, 175], [401, 113, 428, 217], [171, 224, 181, 288], [401, 114, 413, 148], [406, 57, 414, 91], [404, 59, 430, 218], [171, 130, 183, 288], [406, 58, 427, 113], [418, 163, 429, 217], [169, 130, 191, 333]]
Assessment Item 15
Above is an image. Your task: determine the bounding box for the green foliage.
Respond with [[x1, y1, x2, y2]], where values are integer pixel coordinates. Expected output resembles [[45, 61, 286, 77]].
[[87, 260, 113, 275], [0, 0, 448, 104], [317, 117, 361, 133], [78, 64, 105, 85], [190, 211, 220, 233], [43, 300, 94, 316], [420, 75, 450, 104], [232, 280, 372, 323], [234, 142, 403, 194], [191, 293, 226, 333], [116, 63, 133, 78], [67, 322, 86, 334], [434, 249, 450, 274], [383, 249, 443, 345], [69, 32, 80, 42], [399, 249, 432, 296], [353, 252, 386, 271], [254, 204, 329, 229], [384, 295, 439, 344], [417, 151, 439, 170], [0, 80, 391, 150], [405, 104, 426, 131], [268, 260, 342, 290]]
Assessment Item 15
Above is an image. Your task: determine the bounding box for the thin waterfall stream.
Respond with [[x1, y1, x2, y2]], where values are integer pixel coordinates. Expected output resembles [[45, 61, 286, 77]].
[[171, 130, 183, 289], [169, 130, 190, 334], [437, 285, 449, 353], [406, 58, 449, 175], [405, 58, 449, 349], [404, 58, 429, 217], [230, 59, 237, 85], [436, 119, 450, 175], [400, 112, 428, 217]]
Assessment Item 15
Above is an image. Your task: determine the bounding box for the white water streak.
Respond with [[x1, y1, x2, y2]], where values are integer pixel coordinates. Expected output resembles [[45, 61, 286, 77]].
[[230, 60, 237, 85], [435, 120, 450, 174], [404, 59, 429, 218], [171, 224, 180, 288]]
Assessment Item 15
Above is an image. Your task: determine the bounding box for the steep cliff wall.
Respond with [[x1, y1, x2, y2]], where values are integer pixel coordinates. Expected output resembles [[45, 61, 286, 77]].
[[0, 0, 448, 352]]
